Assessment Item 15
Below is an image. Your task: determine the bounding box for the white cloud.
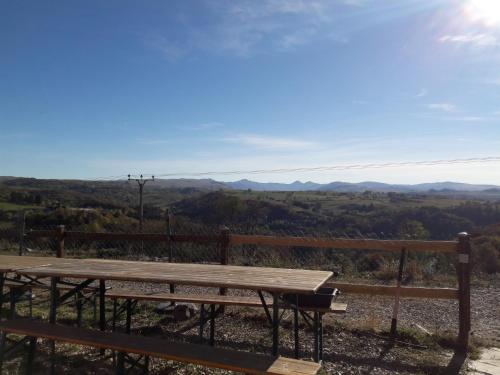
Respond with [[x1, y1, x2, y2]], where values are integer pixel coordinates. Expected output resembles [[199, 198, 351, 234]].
[[222, 134, 318, 150], [438, 33, 498, 47], [445, 116, 486, 122], [428, 103, 456, 112], [144, 0, 352, 60], [144, 35, 186, 62], [278, 27, 317, 49]]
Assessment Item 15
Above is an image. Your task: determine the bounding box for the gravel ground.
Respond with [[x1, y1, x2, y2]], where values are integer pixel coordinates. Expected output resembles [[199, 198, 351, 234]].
[[2, 277, 498, 374], [336, 282, 500, 346]]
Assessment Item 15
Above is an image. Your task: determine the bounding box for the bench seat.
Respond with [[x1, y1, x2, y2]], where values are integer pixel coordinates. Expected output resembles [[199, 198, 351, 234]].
[[106, 289, 347, 314], [0, 319, 321, 375], [3, 280, 96, 293]]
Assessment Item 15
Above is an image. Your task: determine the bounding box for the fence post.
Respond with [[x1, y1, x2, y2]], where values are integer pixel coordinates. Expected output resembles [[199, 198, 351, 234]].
[[166, 209, 175, 296], [219, 226, 230, 297], [390, 247, 407, 338], [457, 232, 471, 353], [166, 209, 173, 263], [56, 225, 65, 258], [18, 211, 26, 256]]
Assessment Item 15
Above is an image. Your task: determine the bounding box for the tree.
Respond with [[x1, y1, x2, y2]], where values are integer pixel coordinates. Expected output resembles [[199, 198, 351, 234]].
[[397, 220, 429, 239]]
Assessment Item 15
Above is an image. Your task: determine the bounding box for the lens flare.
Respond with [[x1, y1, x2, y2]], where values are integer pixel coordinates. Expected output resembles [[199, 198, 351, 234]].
[[465, 0, 500, 27]]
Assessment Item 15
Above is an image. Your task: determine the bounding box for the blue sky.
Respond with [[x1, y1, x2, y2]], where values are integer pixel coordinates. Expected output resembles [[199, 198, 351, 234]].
[[1, 0, 500, 183]]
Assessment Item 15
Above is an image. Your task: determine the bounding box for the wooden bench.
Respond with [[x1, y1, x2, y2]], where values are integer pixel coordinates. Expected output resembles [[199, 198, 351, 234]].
[[106, 289, 347, 312], [106, 289, 347, 362], [3, 281, 347, 362], [0, 319, 321, 375], [3, 280, 101, 325]]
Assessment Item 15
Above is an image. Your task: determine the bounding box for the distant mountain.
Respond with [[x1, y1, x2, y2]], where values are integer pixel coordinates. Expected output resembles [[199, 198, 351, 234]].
[[317, 181, 405, 192], [1, 176, 498, 194], [410, 182, 500, 192], [226, 179, 321, 191], [150, 178, 228, 190], [0, 177, 228, 192], [224, 179, 500, 193]]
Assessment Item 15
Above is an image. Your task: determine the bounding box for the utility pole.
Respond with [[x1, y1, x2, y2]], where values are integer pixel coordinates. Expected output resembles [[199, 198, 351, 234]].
[[128, 174, 154, 233]]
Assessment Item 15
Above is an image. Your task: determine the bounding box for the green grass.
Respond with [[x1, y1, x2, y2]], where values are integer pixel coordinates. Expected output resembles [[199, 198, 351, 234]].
[[0, 201, 42, 211]]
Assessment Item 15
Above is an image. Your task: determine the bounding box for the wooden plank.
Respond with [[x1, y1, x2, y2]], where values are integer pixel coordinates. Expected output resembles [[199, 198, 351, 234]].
[[0, 319, 320, 375], [4, 280, 96, 293], [229, 235, 458, 253], [316, 302, 347, 314], [5, 256, 332, 294], [25, 230, 58, 238], [0, 255, 60, 272], [23, 231, 458, 253], [65, 232, 170, 242], [106, 290, 271, 307], [105, 290, 347, 313], [325, 282, 459, 299], [31, 231, 219, 244]]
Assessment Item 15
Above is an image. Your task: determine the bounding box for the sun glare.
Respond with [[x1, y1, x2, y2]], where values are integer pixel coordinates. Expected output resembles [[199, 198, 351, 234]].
[[465, 0, 500, 27]]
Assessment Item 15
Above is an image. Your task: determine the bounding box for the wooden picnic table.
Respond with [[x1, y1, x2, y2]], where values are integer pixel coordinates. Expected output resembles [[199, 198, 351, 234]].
[[0, 255, 68, 273], [5, 256, 332, 294], [0, 255, 333, 357]]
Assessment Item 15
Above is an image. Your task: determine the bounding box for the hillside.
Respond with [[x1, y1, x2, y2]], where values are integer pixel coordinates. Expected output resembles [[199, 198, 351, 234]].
[[226, 179, 500, 194]]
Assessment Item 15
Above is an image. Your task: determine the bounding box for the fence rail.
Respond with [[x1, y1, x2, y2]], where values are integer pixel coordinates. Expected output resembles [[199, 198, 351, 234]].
[[229, 234, 458, 253], [324, 282, 459, 299], [1, 225, 471, 352]]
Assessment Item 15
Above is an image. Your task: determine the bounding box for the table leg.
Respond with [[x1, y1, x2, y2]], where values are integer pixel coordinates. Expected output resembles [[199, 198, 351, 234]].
[[9, 290, 16, 319], [0, 272, 4, 320], [49, 277, 59, 375], [272, 292, 279, 357], [199, 304, 205, 343], [125, 299, 132, 334], [112, 299, 117, 332], [99, 280, 106, 332], [209, 304, 215, 346], [76, 292, 83, 327], [294, 294, 299, 359], [116, 352, 125, 375], [26, 336, 37, 375], [28, 288, 33, 318], [313, 312, 320, 363], [49, 277, 59, 323], [99, 280, 106, 355], [319, 313, 324, 362], [143, 355, 150, 374], [0, 331, 5, 372]]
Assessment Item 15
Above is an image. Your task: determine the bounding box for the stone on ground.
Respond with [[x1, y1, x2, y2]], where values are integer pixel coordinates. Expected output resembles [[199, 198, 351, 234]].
[[469, 348, 500, 375]]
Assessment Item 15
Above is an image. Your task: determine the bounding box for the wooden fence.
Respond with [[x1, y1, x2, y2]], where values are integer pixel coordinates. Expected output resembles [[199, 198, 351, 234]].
[[6, 226, 471, 353]]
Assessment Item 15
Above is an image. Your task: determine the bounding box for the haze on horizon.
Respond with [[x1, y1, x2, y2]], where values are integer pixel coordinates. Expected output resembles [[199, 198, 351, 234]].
[[1, 0, 500, 184]]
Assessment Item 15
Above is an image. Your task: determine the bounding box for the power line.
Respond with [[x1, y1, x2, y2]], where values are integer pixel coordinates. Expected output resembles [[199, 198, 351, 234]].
[[149, 156, 500, 178]]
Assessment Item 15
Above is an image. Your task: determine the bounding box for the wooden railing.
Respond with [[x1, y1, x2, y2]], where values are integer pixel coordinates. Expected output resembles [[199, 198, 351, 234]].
[[17, 227, 471, 352]]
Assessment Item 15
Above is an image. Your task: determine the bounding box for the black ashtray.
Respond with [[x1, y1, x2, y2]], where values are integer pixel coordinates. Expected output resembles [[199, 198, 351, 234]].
[[283, 287, 337, 309]]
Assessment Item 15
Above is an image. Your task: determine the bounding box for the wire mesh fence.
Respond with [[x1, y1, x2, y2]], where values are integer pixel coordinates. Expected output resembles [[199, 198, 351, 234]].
[[0, 225, 19, 255], [0, 213, 461, 285]]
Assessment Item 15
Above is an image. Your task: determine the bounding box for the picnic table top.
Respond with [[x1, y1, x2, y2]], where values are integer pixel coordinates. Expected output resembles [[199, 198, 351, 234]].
[[0, 255, 65, 273], [0, 255, 332, 294]]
